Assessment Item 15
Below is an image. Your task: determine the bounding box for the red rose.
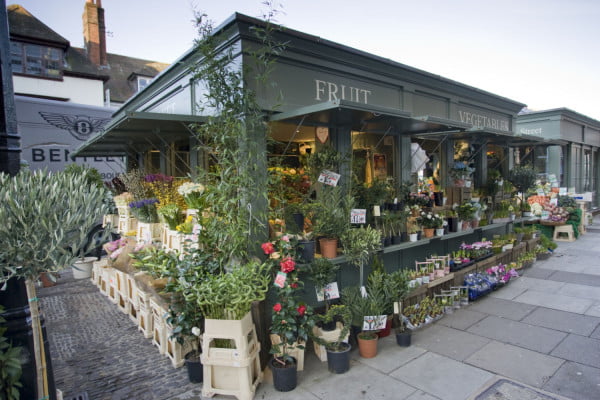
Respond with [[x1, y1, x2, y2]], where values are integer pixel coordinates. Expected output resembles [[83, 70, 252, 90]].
[[297, 304, 307, 316], [273, 303, 282, 312], [261, 242, 275, 255], [290, 282, 298, 289], [280, 257, 295, 273]]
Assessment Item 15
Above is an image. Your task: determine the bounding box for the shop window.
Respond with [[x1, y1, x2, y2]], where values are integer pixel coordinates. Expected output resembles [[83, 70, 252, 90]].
[[351, 131, 395, 185], [10, 41, 63, 78]]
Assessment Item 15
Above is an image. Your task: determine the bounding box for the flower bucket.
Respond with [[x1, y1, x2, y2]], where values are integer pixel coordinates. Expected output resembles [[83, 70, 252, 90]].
[[72, 257, 96, 279], [435, 228, 444, 237]]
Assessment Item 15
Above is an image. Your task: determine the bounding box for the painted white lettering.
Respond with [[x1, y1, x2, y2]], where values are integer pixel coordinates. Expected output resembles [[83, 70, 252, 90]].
[[327, 82, 338, 101], [360, 89, 372, 104], [340, 84, 347, 100], [315, 80, 326, 101]]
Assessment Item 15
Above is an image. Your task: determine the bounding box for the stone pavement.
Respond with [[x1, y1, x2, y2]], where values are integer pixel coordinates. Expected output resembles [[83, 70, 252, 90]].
[[39, 217, 600, 400]]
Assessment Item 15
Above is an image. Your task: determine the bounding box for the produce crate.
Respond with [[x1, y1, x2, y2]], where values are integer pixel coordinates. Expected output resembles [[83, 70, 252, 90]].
[[164, 328, 193, 368], [136, 289, 153, 339], [151, 297, 168, 355], [118, 215, 137, 235], [91, 258, 108, 288]]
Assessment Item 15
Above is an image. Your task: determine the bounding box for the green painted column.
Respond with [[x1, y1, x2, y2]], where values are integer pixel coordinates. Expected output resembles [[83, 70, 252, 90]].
[[396, 135, 412, 183]]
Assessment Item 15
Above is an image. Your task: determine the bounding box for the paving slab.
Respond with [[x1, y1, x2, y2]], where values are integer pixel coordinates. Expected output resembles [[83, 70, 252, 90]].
[[488, 284, 527, 301], [547, 270, 600, 287], [543, 361, 600, 400], [467, 297, 537, 321], [550, 334, 600, 369], [467, 315, 567, 354], [391, 352, 493, 400], [558, 282, 600, 302], [357, 334, 427, 374], [465, 341, 564, 388], [583, 302, 600, 317], [304, 361, 417, 400], [591, 324, 600, 340], [405, 390, 441, 400], [438, 308, 488, 330], [521, 267, 557, 280], [475, 378, 567, 400], [521, 307, 600, 336], [509, 276, 566, 293], [512, 290, 594, 314], [412, 324, 490, 361]]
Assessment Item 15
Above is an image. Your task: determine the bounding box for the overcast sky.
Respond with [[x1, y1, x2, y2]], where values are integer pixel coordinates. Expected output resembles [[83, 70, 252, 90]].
[[12, 0, 600, 121]]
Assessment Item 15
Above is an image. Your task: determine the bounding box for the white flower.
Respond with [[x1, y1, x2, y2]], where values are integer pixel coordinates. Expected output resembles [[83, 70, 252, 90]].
[[427, 214, 432, 219], [191, 327, 201, 336]]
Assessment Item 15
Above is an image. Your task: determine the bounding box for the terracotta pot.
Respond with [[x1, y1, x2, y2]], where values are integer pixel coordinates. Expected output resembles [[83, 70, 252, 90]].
[[319, 238, 338, 259], [423, 228, 435, 238], [357, 332, 378, 358]]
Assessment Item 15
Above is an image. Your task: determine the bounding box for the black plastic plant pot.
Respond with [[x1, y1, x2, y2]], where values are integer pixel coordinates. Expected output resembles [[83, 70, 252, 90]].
[[396, 331, 412, 347], [184, 351, 203, 383], [270, 357, 297, 392], [298, 240, 315, 263], [326, 342, 351, 374]]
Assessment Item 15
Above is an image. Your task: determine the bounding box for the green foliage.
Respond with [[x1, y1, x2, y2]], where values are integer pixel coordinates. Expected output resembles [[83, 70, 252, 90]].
[[312, 304, 352, 351], [557, 195, 577, 209], [367, 269, 410, 315], [312, 185, 351, 239], [63, 163, 104, 189], [508, 165, 537, 194], [119, 169, 152, 201], [309, 258, 340, 293], [157, 203, 184, 230], [190, 260, 271, 320], [0, 169, 110, 283], [0, 306, 22, 400], [341, 226, 381, 268], [306, 146, 344, 184], [539, 234, 558, 250]]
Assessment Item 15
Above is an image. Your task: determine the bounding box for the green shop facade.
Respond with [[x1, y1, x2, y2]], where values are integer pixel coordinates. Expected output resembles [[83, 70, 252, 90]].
[[516, 108, 600, 207], [76, 13, 551, 283]]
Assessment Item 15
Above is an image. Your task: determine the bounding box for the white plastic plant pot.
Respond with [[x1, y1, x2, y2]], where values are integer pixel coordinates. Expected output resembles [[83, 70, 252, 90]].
[[72, 256, 96, 279]]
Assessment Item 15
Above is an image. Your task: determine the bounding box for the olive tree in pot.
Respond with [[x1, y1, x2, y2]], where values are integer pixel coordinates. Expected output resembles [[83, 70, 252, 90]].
[[341, 225, 382, 287], [508, 165, 537, 221], [0, 169, 110, 400], [313, 305, 352, 374]]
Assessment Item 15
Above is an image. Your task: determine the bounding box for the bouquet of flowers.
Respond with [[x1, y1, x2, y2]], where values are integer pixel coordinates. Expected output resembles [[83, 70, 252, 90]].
[[455, 202, 477, 221], [113, 192, 134, 207], [157, 203, 184, 230], [177, 182, 206, 210], [129, 198, 160, 223]]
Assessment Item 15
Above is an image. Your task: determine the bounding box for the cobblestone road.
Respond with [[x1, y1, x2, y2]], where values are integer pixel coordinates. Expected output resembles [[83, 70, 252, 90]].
[[39, 269, 200, 400]]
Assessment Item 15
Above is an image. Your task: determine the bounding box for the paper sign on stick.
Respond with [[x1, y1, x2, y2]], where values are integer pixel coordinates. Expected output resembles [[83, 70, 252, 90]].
[[318, 170, 340, 186], [316, 282, 340, 302], [274, 272, 287, 288]]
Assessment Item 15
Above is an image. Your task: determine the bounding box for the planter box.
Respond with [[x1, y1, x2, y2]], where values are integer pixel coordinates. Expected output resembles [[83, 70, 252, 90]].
[[201, 312, 262, 400], [312, 322, 349, 362], [102, 214, 119, 229], [118, 215, 137, 235], [137, 222, 163, 244]]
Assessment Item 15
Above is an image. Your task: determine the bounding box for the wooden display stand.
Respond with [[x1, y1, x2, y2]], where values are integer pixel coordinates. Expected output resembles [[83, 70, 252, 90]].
[[445, 187, 472, 205], [137, 222, 162, 244], [201, 312, 262, 400]]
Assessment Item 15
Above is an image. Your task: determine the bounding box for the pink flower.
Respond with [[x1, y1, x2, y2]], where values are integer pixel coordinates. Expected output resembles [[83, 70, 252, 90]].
[[261, 242, 275, 255], [281, 235, 290, 242], [273, 303, 282, 312], [280, 257, 295, 273]]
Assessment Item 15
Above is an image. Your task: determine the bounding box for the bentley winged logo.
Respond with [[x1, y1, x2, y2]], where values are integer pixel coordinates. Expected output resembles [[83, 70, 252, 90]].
[[39, 112, 111, 141]]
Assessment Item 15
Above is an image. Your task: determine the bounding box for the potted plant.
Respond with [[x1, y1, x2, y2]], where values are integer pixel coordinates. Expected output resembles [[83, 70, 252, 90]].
[[0, 169, 110, 398], [417, 211, 443, 238], [408, 224, 420, 242], [313, 305, 352, 374], [309, 258, 340, 329], [312, 186, 351, 258], [341, 286, 384, 359], [341, 225, 381, 287], [508, 165, 537, 219], [456, 202, 476, 230], [269, 268, 314, 390]]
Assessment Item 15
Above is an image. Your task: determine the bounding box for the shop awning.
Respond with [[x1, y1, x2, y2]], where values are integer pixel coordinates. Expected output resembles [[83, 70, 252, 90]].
[[71, 111, 206, 157], [413, 126, 563, 147], [269, 100, 469, 135]]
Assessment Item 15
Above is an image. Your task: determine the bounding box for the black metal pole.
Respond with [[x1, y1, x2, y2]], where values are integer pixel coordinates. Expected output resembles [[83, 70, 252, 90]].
[[0, 0, 21, 175]]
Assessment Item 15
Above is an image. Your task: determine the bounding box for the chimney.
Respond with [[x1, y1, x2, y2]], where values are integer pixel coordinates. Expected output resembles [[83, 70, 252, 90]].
[[83, 0, 107, 66]]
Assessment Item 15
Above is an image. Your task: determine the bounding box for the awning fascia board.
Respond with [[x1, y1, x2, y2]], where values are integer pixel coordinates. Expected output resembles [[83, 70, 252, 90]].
[[71, 111, 207, 158]]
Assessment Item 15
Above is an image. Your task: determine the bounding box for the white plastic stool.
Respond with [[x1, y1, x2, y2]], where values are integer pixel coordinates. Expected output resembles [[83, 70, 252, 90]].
[[553, 224, 575, 242]]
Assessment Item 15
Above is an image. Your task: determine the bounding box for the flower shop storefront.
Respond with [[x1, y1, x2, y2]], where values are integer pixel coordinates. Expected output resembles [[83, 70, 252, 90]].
[[67, 13, 568, 393]]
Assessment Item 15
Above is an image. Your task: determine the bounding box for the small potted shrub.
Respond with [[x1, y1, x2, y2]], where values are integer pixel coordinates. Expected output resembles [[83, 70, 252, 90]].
[[313, 305, 352, 374]]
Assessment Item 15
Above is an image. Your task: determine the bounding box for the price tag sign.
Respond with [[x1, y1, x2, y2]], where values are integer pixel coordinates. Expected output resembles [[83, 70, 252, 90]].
[[274, 272, 287, 288], [351, 209, 366, 224], [318, 170, 340, 186], [362, 315, 387, 331], [316, 282, 340, 302]]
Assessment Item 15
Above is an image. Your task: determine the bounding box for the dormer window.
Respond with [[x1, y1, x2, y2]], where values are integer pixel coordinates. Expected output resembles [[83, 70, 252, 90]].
[[10, 41, 63, 79], [137, 76, 151, 92]]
